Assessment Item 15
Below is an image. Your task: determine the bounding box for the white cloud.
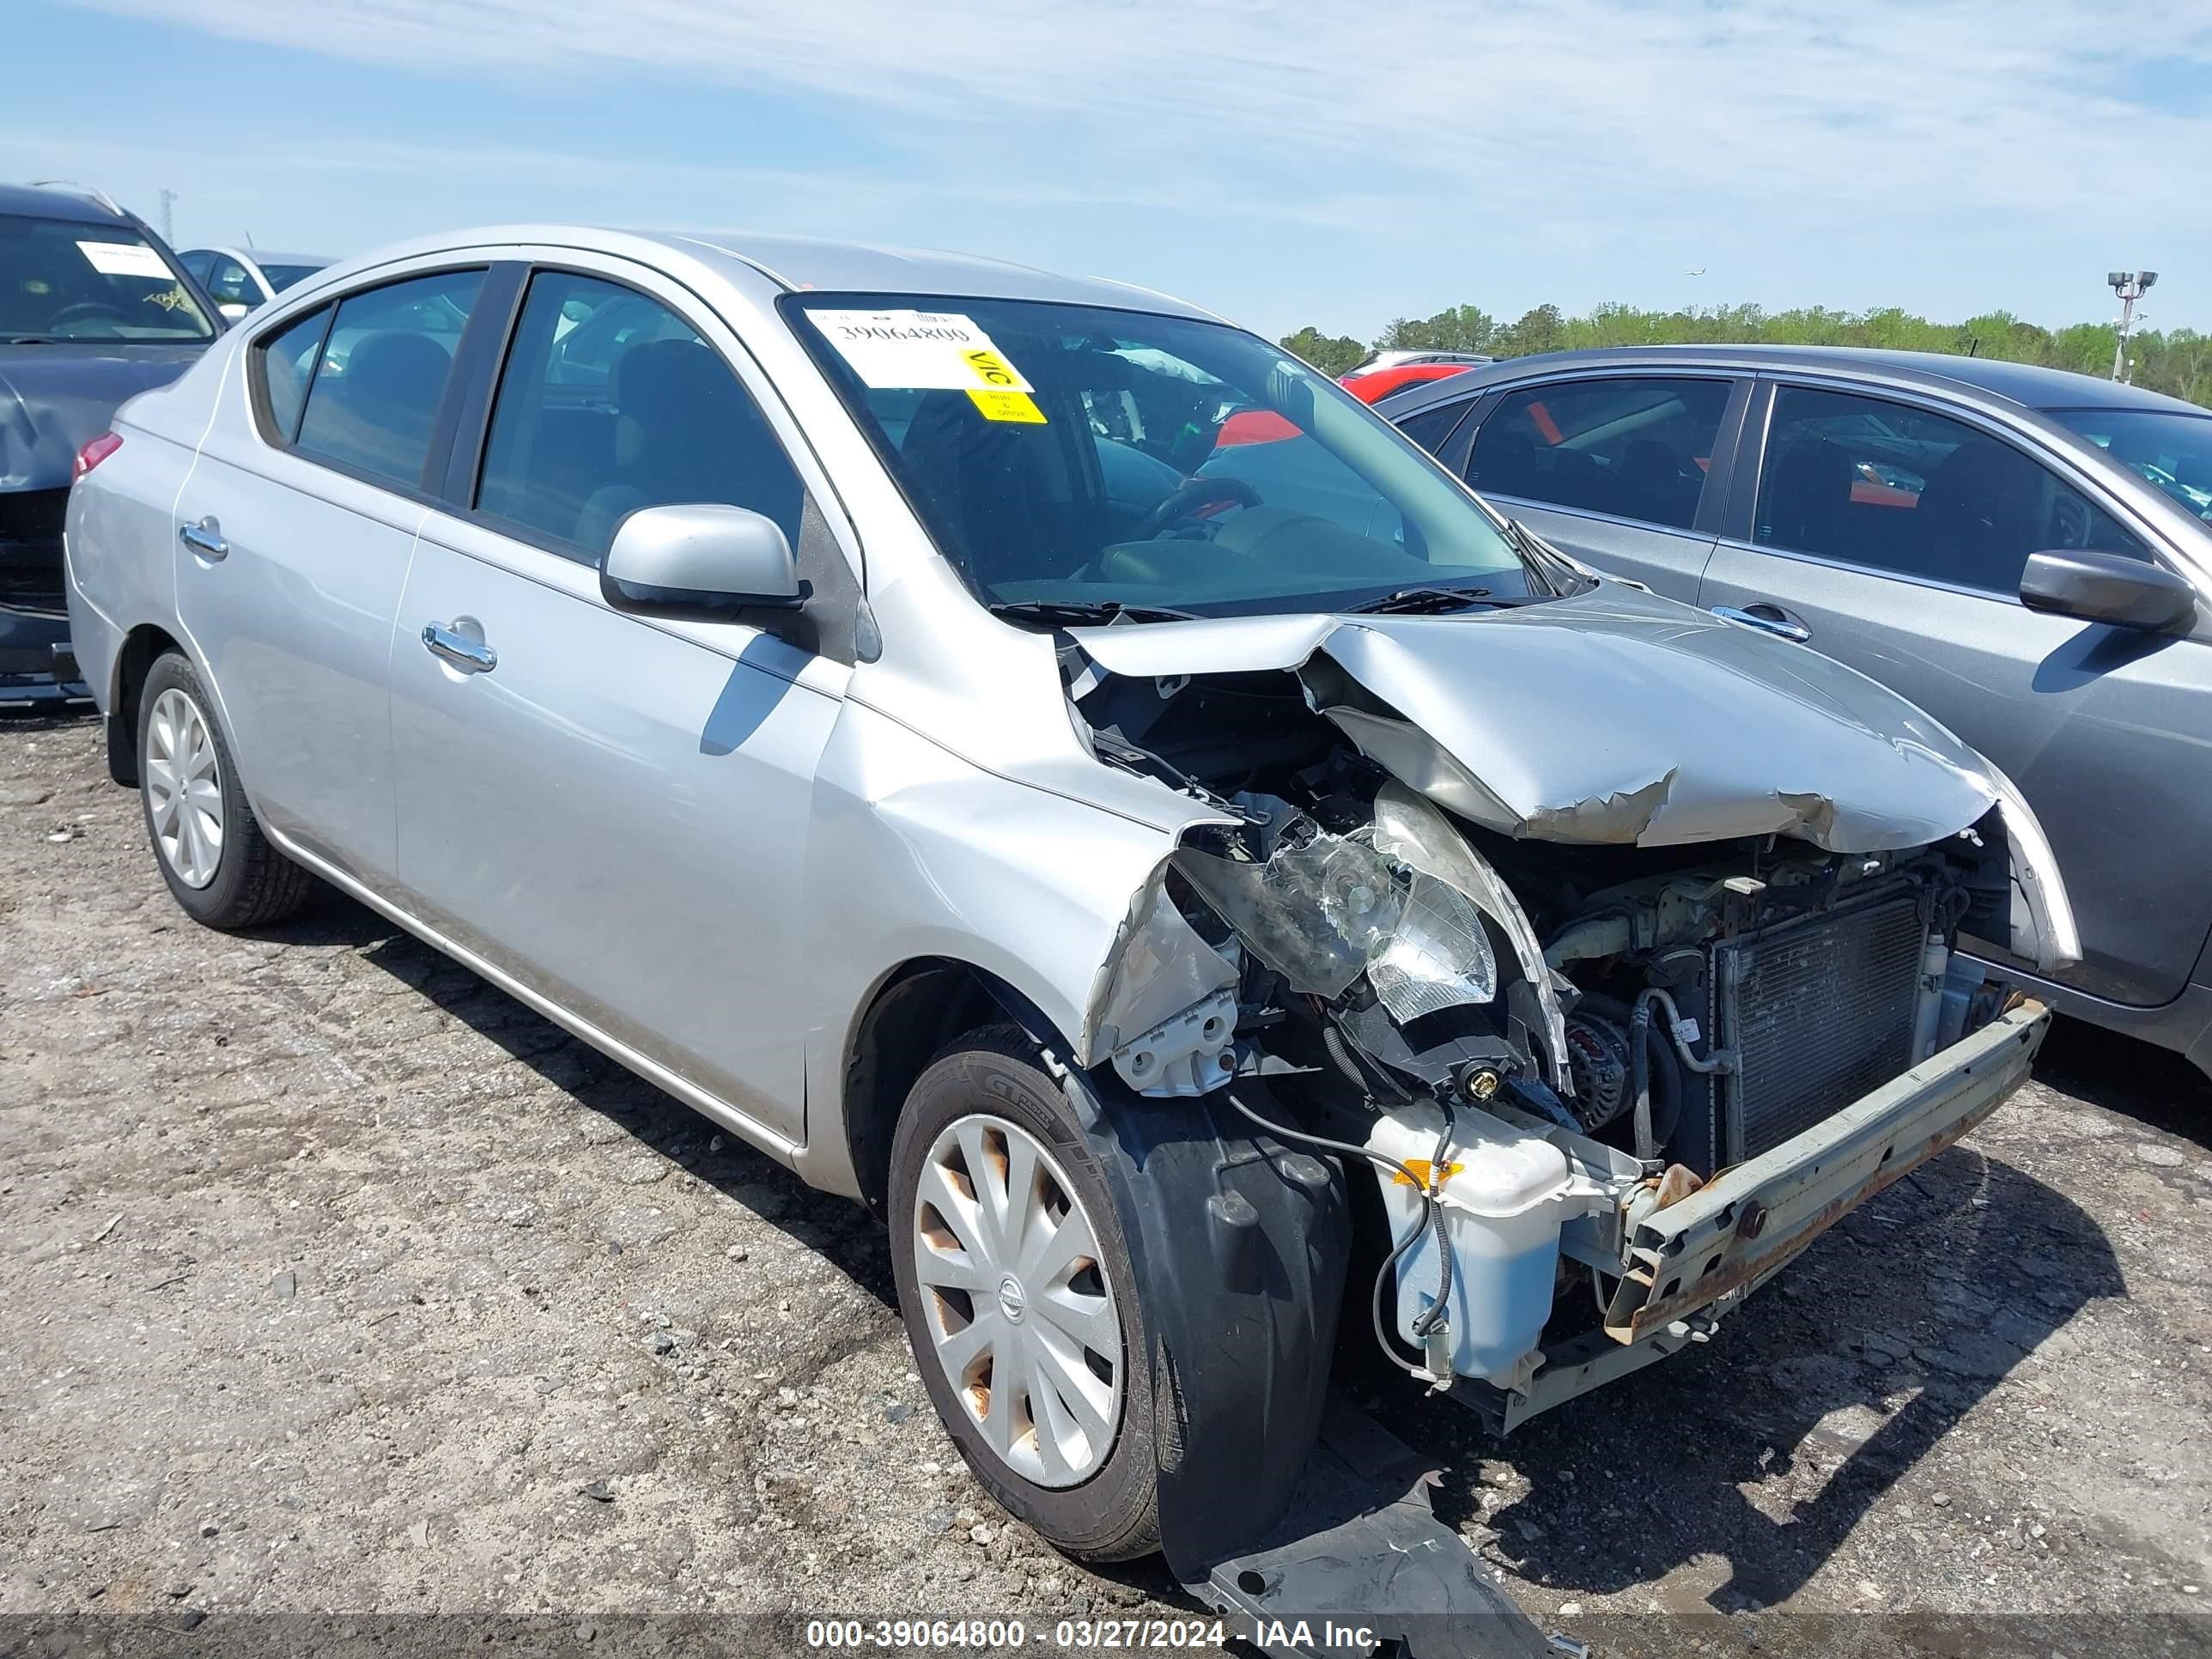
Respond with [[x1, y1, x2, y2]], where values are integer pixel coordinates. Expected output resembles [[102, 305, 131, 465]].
[[66, 0, 2212, 211], [40, 0, 2212, 331]]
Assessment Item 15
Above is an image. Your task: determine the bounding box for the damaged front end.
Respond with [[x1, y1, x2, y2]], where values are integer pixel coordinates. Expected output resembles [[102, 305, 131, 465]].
[[1069, 592, 2063, 1428]]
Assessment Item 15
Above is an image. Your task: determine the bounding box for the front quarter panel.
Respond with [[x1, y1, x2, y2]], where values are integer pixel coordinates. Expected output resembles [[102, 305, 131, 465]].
[[797, 699, 1186, 1196]]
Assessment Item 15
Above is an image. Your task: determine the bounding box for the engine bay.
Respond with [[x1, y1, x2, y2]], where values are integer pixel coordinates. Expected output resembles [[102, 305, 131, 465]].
[[1069, 656, 2023, 1410]]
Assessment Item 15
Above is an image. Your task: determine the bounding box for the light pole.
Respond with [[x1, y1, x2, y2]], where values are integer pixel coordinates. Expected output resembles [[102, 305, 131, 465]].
[[2108, 270, 2156, 382], [158, 188, 178, 245]]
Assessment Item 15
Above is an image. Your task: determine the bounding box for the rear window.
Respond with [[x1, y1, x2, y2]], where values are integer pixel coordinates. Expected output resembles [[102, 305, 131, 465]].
[[0, 214, 214, 343], [283, 269, 483, 492]]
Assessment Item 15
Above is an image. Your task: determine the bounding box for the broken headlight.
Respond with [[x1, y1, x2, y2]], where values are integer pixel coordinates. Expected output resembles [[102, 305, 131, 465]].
[[1176, 803, 1497, 1017], [1369, 873, 1497, 1022]]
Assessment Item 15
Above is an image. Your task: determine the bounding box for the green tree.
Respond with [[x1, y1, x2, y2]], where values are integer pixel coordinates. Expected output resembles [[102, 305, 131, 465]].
[[1279, 325, 1366, 376], [1492, 304, 1565, 358], [1376, 305, 1496, 355], [1287, 300, 2212, 409]]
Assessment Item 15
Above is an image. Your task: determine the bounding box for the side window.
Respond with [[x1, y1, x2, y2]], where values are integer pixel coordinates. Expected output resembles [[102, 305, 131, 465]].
[[1756, 386, 2146, 594], [1395, 401, 1470, 455], [476, 270, 803, 562], [254, 305, 332, 442], [1468, 377, 1730, 531], [207, 258, 256, 307], [291, 269, 483, 492]]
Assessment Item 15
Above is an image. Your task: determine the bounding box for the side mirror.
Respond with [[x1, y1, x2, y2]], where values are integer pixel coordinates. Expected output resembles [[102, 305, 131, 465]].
[[2019, 549, 2197, 635], [218, 301, 250, 323], [600, 503, 805, 613]]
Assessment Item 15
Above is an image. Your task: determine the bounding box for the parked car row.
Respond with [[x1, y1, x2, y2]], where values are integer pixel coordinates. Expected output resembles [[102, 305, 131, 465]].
[[59, 216, 2088, 1611], [2, 183, 224, 705], [1378, 351, 2212, 1076], [175, 245, 334, 321], [0, 185, 334, 708]]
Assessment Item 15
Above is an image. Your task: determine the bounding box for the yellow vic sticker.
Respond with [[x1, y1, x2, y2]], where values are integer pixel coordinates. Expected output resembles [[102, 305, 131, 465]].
[[968, 389, 1048, 424], [962, 347, 1022, 387]]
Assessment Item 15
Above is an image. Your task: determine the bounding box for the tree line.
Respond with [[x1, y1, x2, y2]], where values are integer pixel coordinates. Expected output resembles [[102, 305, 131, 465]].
[[1281, 302, 2212, 408]]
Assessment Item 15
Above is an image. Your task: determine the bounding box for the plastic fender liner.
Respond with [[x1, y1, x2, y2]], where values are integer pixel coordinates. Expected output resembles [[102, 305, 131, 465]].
[[1076, 1075, 1349, 1578], [1194, 1402, 1553, 1659]]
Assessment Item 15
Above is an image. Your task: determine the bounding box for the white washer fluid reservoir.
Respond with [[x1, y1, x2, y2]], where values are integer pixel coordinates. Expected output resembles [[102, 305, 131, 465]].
[[1365, 1101, 1606, 1385]]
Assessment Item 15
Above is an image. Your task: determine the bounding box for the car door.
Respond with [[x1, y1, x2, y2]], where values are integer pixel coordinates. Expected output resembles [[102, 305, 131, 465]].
[[1455, 374, 1747, 599], [1699, 377, 2211, 1008], [173, 264, 489, 884], [386, 259, 860, 1146]]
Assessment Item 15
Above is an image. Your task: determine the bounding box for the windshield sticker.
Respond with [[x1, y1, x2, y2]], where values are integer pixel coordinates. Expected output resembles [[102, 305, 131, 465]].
[[76, 240, 172, 280], [811, 309, 1035, 393], [968, 389, 1047, 424]]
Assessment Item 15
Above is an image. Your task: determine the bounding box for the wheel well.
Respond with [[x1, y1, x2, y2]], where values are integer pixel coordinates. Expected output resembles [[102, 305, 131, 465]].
[[106, 624, 182, 787], [842, 958, 1065, 1217]]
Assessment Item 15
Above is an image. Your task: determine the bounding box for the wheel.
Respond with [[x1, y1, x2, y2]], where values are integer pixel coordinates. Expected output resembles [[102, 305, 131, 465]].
[[889, 1028, 1161, 1561], [137, 651, 314, 930]]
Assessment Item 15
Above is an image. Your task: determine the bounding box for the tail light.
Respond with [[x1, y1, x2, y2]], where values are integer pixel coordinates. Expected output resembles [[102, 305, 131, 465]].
[[74, 431, 123, 480]]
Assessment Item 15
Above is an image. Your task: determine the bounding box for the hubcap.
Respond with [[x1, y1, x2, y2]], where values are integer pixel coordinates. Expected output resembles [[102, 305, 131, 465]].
[[145, 687, 225, 889], [912, 1114, 1125, 1488]]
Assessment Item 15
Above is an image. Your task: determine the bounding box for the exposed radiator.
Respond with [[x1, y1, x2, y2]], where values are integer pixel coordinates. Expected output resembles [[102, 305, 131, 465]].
[[1713, 891, 1928, 1164]]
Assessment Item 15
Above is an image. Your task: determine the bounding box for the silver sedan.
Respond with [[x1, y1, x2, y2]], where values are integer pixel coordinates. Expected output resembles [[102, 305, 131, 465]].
[[64, 225, 2073, 1577]]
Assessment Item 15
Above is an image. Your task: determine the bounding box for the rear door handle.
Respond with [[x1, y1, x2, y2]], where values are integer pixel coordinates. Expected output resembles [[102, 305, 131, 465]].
[[421, 622, 497, 674], [179, 518, 228, 561], [1712, 603, 1812, 644]]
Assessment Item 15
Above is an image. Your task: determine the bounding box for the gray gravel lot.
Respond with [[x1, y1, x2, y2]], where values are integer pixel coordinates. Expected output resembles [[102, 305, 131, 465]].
[[4, 708, 2211, 1651]]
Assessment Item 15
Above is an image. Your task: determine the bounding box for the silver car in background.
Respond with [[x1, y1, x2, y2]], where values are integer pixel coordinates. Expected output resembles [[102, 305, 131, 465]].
[[64, 227, 2074, 1583], [1382, 349, 2212, 1077]]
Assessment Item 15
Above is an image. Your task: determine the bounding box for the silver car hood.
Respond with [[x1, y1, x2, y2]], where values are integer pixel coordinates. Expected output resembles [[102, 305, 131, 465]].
[[1067, 583, 2001, 854]]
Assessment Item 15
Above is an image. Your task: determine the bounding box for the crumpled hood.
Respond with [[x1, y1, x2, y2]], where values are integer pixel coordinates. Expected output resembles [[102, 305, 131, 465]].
[[0, 343, 204, 489], [1067, 583, 2001, 854]]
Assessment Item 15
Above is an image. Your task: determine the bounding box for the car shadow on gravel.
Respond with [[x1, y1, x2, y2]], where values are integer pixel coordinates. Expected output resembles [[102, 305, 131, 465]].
[[257, 889, 1200, 1607], [2033, 1015, 2212, 1150], [250, 890, 2127, 1620], [1398, 1139, 2124, 1612]]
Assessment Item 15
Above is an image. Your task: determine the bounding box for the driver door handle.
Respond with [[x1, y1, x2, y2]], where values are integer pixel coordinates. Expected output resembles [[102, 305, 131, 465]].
[[178, 518, 228, 561], [1712, 603, 1812, 644], [422, 622, 497, 674]]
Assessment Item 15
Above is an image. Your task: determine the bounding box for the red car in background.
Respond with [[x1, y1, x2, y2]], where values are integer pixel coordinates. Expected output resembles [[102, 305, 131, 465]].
[[1340, 349, 1496, 403], [1218, 349, 1493, 446]]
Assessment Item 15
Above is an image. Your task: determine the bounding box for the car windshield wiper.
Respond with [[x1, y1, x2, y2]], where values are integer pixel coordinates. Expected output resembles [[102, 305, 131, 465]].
[[3, 334, 64, 345], [1344, 585, 1531, 616], [987, 599, 1201, 626]]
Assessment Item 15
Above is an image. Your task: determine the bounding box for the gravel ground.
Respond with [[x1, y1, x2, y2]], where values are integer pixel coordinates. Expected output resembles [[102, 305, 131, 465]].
[[4, 708, 2210, 1655]]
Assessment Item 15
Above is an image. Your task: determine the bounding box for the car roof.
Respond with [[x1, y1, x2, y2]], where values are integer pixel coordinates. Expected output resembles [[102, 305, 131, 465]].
[[190, 247, 331, 268], [1383, 343, 2206, 419], [315, 224, 1220, 321], [0, 181, 133, 224]]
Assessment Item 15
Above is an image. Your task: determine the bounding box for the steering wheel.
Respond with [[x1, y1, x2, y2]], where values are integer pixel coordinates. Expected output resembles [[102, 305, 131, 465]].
[[49, 302, 131, 334], [1133, 475, 1262, 539]]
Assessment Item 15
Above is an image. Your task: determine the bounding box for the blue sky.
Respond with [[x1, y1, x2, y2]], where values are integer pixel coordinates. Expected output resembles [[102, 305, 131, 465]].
[[9, 0, 2211, 341]]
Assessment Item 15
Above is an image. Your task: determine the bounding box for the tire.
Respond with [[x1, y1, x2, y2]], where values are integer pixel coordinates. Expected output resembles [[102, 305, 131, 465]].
[[136, 651, 313, 930], [888, 1027, 1161, 1561]]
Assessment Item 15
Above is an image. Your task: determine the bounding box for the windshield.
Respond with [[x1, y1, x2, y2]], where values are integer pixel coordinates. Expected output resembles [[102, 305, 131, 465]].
[[258, 263, 325, 293], [0, 215, 215, 343], [2051, 407, 2212, 535], [785, 294, 1534, 617]]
